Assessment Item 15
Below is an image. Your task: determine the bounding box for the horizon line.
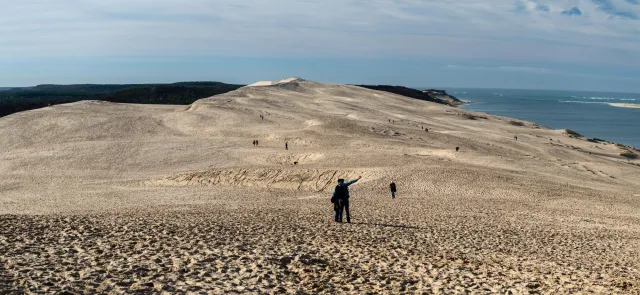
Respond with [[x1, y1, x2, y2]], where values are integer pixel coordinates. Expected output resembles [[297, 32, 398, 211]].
[[2, 81, 640, 95]]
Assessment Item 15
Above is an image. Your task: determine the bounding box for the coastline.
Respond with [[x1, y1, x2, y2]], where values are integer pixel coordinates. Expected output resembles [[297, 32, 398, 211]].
[[609, 103, 640, 109], [455, 88, 640, 149], [460, 103, 638, 150]]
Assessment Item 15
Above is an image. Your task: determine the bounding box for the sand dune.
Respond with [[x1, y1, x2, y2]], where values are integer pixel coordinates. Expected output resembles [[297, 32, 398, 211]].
[[1, 79, 639, 293]]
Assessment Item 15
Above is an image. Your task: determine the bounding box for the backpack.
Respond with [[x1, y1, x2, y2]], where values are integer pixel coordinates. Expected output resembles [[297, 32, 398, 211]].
[[331, 184, 347, 203]]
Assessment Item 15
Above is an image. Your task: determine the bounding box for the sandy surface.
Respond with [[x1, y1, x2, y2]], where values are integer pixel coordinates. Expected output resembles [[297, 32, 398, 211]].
[[609, 103, 640, 109], [1, 78, 639, 294]]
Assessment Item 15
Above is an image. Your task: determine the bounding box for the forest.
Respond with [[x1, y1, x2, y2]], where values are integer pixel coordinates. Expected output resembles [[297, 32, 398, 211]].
[[0, 82, 244, 117]]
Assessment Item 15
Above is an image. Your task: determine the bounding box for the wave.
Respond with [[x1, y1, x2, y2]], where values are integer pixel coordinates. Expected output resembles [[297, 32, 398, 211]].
[[570, 96, 620, 100], [620, 98, 636, 101], [559, 100, 607, 104]]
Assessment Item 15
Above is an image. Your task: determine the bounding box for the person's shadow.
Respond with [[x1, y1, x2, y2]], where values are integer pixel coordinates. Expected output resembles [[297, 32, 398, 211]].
[[350, 222, 420, 229]]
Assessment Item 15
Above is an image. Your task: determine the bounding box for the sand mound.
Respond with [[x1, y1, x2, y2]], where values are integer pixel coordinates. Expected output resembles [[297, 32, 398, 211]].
[[248, 77, 304, 87], [267, 152, 324, 165], [248, 81, 276, 87]]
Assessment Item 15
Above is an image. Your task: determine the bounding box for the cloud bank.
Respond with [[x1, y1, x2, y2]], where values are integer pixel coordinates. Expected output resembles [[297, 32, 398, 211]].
[[0, 0, 639, 88]]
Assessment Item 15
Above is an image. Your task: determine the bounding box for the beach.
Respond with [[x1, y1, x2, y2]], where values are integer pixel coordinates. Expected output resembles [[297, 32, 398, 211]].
[[609, 103, 640, 109], [1, 78, 639, 294]]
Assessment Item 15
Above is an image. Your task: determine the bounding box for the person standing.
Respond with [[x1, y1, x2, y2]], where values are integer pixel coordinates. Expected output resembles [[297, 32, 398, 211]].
[[332, 176, 362, 223], [390, 182, 397, 199], [285, 142, 288, 150]]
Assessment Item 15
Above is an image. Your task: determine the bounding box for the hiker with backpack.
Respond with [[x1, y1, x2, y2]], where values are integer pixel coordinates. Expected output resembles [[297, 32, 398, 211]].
[[331, 176, 362, 223]]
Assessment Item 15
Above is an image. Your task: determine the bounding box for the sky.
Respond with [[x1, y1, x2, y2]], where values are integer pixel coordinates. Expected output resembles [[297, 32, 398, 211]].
[[1, 0, 640, 92]]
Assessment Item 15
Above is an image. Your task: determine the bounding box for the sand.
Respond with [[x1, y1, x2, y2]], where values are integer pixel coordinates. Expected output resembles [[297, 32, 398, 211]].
[[609, 103, 640, 109], [1, 78, 639, 294]]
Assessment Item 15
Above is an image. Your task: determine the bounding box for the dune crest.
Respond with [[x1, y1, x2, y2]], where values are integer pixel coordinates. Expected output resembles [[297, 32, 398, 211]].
[[248, 77, 305, 87]]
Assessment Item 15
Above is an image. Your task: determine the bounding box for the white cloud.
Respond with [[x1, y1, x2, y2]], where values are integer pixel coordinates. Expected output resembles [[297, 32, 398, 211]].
[[498, 66, 552, 73], [444, 63, 639, 81], [445, 65, 552, 73], [0, 0, 639, 67]]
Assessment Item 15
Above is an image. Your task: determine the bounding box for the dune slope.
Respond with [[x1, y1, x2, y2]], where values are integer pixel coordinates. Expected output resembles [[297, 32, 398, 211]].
[[1, 78, 639, 294]]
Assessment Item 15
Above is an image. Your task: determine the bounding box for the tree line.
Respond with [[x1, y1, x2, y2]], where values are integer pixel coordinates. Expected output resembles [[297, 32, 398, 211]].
[[0, 82, 244, 117]]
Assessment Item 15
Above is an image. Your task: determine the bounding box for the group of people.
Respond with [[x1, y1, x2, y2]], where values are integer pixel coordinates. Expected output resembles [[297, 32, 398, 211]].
[[252, 140, 290, 151], [331, 177, 398, 223]]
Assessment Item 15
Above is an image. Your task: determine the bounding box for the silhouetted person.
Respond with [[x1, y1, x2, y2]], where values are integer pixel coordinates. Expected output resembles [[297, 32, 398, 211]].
[[256, 140, 259, 146], [514, 136, 518, 141], [456, 146, 459, 152], [390, 182, 397, 199], [425, 128, 429, 132], [253, 140, 256, 146], [332, 176, 362, 223], [285, 142, 288, 150]]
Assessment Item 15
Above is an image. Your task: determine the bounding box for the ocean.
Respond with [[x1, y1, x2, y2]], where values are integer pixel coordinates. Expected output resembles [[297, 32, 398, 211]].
[[443, 88, 640, 149]]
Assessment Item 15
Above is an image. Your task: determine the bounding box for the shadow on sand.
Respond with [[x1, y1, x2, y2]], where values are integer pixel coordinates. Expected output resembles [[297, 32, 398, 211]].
[[351, 222, 421, 230]]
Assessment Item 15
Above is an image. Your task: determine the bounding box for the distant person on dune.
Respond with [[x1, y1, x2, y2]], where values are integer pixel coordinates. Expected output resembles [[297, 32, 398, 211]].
[[285, 142, 288, 150], [390, 182, 397, 199], [331, 176, 362, 223]]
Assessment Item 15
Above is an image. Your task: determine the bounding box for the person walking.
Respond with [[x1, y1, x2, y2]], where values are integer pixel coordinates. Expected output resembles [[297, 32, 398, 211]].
[[331, 176, 362, 223], [390, 182, 397, 199]]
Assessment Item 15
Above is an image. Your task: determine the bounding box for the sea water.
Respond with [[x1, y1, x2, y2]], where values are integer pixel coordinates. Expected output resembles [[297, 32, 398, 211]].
[[444, 88, 640, 148]]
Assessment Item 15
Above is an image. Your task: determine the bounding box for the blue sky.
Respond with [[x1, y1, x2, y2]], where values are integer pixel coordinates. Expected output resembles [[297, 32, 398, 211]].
[[1, 0, 640, 92]]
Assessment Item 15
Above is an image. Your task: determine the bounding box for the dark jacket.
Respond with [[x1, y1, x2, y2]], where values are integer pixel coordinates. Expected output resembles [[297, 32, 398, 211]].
[[390, 182, 396, 192], [332, 179, 359, 201]]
